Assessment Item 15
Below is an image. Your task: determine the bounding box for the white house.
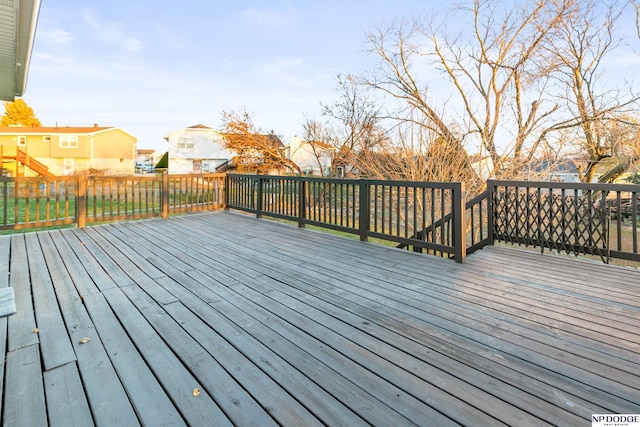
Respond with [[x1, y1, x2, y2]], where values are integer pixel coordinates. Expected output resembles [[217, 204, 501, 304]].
[[163, 124, 233, 174], [135, 148, 163, 171], [286, 135, 334, 176]]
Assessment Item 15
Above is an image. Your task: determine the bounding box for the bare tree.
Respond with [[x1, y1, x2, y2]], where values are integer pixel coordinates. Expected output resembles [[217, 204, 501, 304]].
[[363, 0, 640, 184], [357, 119, 479, 188], [307, 74, 385, 176], [298, 119, 339, 175], [365, 1, 576, 179], [221, 109, 301, 174], [544, 0, 640, 183]]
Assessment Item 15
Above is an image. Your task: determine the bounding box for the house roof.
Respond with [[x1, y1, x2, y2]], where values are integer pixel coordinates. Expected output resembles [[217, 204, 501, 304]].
[[163, 124, 218, 141], [527, 159, 579, 174], [0, 125, 113, 134], [265, 133, 284, 149], [0, 0, 41, 100], [0, 125, 137, 141]]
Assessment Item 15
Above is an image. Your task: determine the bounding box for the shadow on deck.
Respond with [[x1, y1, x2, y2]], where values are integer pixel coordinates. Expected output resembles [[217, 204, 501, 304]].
[[1, 211, 639, 426]]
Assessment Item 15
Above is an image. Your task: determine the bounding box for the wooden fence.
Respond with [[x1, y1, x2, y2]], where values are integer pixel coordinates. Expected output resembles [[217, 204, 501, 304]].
[[0, 173, 225, 231]]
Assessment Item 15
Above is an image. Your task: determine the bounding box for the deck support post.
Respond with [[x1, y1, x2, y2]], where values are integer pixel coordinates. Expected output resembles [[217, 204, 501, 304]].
[[453, 182, 466, 263], [358, 180, 370, 242], [298, 179, 306, 228], [256, 175, 263, 218], [486, 180, 495, 246]]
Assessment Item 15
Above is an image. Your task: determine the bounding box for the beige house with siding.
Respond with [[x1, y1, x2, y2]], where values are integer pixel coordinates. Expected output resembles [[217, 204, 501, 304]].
[[0, 125, 137, 176]]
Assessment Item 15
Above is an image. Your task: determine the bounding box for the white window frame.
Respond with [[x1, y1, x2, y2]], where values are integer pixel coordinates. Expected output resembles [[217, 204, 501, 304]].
[[60, 135, 78, 148], [17, 136, 26, 146], [177, 138, 195, 149]]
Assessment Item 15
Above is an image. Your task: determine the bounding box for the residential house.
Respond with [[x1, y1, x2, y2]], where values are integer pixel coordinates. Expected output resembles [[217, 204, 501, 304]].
[[523, 159, 581, 182], [285, 135, 334, 176], [163, 124, 233, 174], [136, 148, 163, 171], [0, 124, 137, 176], [0, 0, 40, 101]]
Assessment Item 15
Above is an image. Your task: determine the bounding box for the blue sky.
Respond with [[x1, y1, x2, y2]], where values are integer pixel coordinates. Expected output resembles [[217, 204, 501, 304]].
[[24, 1, 433, 151]]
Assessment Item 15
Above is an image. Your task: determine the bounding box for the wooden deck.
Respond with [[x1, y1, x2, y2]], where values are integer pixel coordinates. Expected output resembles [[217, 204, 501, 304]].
[[1, 211, 639, 426]]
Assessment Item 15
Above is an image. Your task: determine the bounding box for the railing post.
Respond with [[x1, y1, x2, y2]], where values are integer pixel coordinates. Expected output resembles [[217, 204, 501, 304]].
[[161, 172, 169, 219], [77, 176, 86, 229], [224, 174, 230, 210], [256, 175, 263, 218], [358, 180, 370, 242], [220, 174, 226, 209], [486, 180, 495, 246], [298, 178, 306, 228], [453, 182, 466, 263]]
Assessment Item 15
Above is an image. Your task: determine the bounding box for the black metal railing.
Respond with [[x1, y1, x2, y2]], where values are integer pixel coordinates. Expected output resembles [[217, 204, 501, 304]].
[[488, 180, 639, 263], [226, 174, 467, 262]]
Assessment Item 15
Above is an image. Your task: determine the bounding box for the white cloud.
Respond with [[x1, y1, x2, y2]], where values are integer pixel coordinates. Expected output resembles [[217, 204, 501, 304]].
[[39, 28, 73, 45], [240, 6, 295, 28], [82, 10, 145, 53]]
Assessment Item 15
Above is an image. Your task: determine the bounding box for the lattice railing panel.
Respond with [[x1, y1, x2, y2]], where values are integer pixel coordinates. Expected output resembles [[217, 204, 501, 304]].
[[493, 187, 609, 261]]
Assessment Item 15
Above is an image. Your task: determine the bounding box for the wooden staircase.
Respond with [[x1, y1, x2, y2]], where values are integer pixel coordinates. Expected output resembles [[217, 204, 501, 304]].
[[0, 146, 54, 177]]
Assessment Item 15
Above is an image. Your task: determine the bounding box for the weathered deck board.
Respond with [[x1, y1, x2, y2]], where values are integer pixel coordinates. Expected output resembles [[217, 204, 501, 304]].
[[43, 362, 93, 427], [1, 211, 639, 426], [7, 235, 39, 352], [174, 216, 636, 422], [25, 233, 77, 371], [80, 292, 187, 426], [4, 345, 47, 427]]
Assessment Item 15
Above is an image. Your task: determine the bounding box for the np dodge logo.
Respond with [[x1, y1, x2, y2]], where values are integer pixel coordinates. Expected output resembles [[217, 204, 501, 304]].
[[592, 414, 640, 427]]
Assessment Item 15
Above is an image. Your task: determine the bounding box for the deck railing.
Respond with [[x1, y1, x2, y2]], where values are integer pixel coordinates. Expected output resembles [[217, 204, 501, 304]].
[[1, 172, 638, 263], [226, 174, 640, 264], [226, 174, 467, 262], [1, 173, 225, 231], [487, 180, 639, 263]]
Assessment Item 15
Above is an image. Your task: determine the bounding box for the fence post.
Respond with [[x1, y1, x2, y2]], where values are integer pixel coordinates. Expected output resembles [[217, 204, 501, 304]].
[[298, 178, 306, 228], [359, 180, 370, 242], [453, 182, 466, 263], [256, 175, 263, 218], [77, 176, 86, 229], [161, 172, 169, 219]]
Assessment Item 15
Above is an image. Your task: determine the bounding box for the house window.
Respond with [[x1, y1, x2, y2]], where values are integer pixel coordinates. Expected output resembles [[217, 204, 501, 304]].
[[63, 158, 74, 176], [60, 135, 78, 148], [177, 138, 195, 149], [17, 136, 26, 146], [43, 135, 51, 142]]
